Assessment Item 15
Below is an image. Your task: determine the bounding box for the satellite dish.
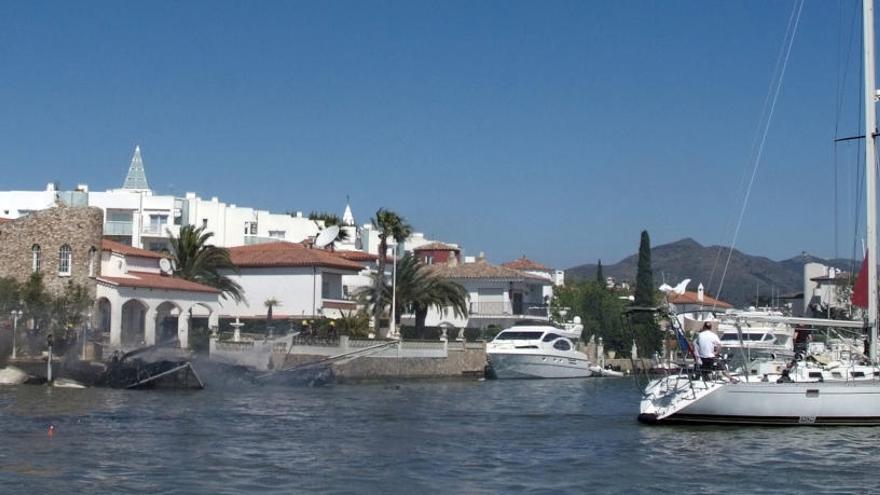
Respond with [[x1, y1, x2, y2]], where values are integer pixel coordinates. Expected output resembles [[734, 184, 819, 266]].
[[314, 225, 340, 248], [159, 258, 173, 275]]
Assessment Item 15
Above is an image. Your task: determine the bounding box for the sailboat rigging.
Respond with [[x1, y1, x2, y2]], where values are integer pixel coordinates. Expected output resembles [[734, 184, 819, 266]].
[[638, 0, 880, 426]]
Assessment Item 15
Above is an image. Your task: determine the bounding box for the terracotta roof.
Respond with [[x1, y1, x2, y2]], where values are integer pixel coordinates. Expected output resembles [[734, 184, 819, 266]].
[[667, 291, 733, 309], [102, 239, 165, 259], [0, 218, 11, 224], [428, 260, 550, 283], [228, 242, 363, 271], [334, 250, 381, 263], [501, 256, 552, 272], [98, 271, 220, 293], [413, 242, 460, 252]]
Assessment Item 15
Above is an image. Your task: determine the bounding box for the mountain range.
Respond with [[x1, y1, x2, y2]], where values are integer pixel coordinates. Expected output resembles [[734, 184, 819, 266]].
[[565, 238, 859, 308]]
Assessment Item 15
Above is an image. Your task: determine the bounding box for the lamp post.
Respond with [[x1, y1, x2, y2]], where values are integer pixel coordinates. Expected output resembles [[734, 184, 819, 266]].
[[82, 310, 92, 360], [10, 310, 22, 360], [389, 241, 398, 339]]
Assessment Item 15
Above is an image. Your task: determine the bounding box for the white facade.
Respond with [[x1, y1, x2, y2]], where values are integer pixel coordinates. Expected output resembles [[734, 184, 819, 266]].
[[219, 266, 355, 319], [95, 244, 221, 350]]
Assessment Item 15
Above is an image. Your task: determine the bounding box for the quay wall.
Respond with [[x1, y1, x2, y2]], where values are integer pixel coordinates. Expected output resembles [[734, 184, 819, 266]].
[[276, 340, 487, 380]]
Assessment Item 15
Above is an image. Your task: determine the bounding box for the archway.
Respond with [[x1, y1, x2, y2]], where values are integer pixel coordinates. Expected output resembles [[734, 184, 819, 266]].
[[120, 299, 148, 348], [180, 303, 217, 352], [155, 301, 182, 345], [96, 298, 112, 336]]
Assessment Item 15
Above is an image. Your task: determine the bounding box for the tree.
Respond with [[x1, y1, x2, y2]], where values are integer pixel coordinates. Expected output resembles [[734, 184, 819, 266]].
[[169, 225, 244, 302], [552, 280, 630, 355], [596, 259, 604, 285], [20, 272, 52, 332], [369, 208, 413, 335], [308, 211, 350, 244], [633, 230, 661, 356], [0, 277, 20, 315], [358, 253, 468, 333]]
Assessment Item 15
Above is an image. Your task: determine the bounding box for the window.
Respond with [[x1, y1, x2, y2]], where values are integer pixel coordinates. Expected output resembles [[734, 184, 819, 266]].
[[553, 339, 572, 351], [58, 244, 72, 275], [542, 333, 561, 342], [245, 221, 258, 235], [31, 245, 41, 273], [493, 331, 543, 341], [88, 247, 97, 277], [202, 218, 208, 229], [148, 214, 168, 233], [269, 230, 286, 239]]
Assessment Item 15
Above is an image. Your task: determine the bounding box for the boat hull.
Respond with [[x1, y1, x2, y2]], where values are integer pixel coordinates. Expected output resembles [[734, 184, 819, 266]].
[[641, 377, 880, 425], [488, 352, 593, 379]]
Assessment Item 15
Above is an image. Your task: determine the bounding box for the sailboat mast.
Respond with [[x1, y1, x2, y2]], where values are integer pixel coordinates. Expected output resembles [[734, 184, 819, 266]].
[[864, 0, 878, 361]]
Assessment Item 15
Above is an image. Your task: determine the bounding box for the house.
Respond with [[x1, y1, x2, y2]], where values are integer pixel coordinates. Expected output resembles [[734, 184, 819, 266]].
[[96, 240, 222, 350], [415, 254, 552, 330], [501, 255, 564, 300], [0, 205, 103, 298], [666, 283, 733, 332], [222, 242, 364, 321]]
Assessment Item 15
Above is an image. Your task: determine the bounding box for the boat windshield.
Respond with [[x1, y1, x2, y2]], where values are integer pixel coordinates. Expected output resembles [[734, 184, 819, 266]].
[[494, 331, 544, 341], [720, 333, 773, 342]]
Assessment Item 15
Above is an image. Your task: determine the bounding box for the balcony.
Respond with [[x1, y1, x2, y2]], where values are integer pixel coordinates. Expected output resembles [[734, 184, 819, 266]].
[[104, 221, 133, 236], [142, 224, 169, 236]]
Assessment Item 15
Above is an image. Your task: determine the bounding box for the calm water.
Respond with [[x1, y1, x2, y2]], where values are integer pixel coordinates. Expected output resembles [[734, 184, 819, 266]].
[[0, 376, 878, 494]]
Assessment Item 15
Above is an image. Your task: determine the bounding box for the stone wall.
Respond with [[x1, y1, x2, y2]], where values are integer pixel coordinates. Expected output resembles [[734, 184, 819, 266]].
[[277, 341, 488, 380], [0, 205, 103, 298]]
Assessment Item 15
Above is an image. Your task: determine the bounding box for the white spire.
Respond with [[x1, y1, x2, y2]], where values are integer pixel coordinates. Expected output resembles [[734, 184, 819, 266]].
[[342, 196, 355, 226], [122, 145, 150, 191]]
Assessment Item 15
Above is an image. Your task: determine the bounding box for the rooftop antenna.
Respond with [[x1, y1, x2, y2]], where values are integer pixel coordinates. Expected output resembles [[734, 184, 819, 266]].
[[314, 225, 340, 249]]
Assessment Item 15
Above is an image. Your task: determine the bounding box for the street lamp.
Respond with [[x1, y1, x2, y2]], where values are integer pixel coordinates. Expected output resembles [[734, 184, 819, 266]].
[[10, 310, 22, 360], [389, 240, 399, 339]]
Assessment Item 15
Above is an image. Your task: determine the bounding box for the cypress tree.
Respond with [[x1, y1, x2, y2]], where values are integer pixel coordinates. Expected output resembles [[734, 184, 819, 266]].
[[632, 230, 661, 356], [634, 231, 653, 305], [596, 259, 604, 285]]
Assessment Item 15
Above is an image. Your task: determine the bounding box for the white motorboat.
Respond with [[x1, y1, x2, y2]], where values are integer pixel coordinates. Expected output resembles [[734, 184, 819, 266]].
[[0, 366, 29, 385], [487, 324, 593, 379]]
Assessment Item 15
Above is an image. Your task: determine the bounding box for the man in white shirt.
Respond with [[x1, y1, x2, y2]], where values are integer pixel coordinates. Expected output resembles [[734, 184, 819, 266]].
[[694, 322, 721, 378]]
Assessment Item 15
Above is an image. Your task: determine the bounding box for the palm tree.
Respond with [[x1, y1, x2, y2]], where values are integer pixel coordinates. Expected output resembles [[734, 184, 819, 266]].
[[359, 253, 468, 333], [308, 211, 350, 245], [169, 225, 244, 302], [370, 208, 413, 334]]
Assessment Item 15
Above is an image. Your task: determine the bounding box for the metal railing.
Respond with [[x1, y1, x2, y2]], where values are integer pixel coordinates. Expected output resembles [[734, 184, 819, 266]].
[[142, 224, 168, 235], [469, 301, 549, 316]]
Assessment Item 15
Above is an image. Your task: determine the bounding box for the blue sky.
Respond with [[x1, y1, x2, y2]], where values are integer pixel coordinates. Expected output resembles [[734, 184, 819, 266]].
[[0, 1, 870, 268]]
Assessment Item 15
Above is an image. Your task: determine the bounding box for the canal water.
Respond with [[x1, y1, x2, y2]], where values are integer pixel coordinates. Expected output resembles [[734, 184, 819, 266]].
[[0, 377, 876, 494]]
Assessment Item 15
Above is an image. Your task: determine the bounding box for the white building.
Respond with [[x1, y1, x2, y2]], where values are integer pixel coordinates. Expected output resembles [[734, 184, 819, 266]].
[[0, 146, 324, 251], [500, 256, 564, 300], [221, 242, 363, 321], [408, 251, 552, 330], [96, 239, 222, 350]]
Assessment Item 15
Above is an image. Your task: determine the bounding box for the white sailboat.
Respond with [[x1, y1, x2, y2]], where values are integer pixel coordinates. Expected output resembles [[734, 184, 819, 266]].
[[639, 0, 880, 425]]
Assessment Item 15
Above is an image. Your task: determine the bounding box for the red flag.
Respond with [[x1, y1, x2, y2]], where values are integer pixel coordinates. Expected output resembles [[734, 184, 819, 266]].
[[852, 251, 870, 308]]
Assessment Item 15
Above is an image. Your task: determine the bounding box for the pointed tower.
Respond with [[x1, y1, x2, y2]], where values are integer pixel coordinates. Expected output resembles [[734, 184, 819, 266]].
[[342, 196, 355, 226], [122, 145, 150, 191]]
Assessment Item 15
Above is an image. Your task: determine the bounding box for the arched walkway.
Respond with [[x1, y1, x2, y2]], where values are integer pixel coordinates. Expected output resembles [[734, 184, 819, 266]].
[[180, 303, 219, 352], [155, 301, 182, 345], [96, 298, 112, 335], [120, 299, 148, 348]]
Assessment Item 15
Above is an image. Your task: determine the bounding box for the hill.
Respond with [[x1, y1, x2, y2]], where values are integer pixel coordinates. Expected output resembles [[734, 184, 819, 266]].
[[565, 238, 856, 307]]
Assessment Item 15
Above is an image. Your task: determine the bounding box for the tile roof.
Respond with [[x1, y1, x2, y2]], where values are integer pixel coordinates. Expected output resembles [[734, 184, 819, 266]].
[[102, 239, 165, 259], [228, 242, 364, 271], [0, 218, 11, 224], [501, 256, 552, 272], [667, 291, 733, 309], [334, 250, 381, 263], [98, 271, 220, 293], [413, 242, 460, 252], [427, 260, 550, 283]]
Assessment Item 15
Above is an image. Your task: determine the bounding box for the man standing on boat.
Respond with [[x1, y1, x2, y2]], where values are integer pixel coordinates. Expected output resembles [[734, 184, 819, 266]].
[[694, 322, 721, 378]]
